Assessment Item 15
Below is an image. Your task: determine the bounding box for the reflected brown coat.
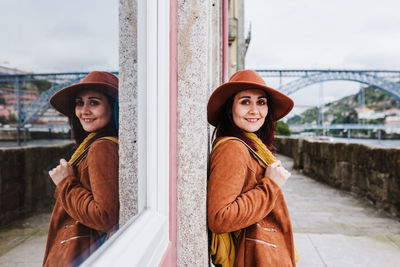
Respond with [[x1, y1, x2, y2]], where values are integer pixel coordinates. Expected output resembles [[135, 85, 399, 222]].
[[43, 139, 119, 267], [208, 139, 296, 267]]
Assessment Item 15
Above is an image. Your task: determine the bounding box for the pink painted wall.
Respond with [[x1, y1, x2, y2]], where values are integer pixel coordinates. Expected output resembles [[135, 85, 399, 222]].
[[159, 0, 178, 266]]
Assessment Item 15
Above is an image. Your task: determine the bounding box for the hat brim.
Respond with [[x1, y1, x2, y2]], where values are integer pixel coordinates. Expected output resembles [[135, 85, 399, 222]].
[[50, 82, 118, 117], [207, 81, 294, 126]]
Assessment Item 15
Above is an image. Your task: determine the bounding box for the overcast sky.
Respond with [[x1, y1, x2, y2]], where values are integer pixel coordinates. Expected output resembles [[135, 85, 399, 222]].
[[0, 0, 118, 73], [245, 0, 400, 116], [245, 0, 400, 70], [1, 0, 399, 116]]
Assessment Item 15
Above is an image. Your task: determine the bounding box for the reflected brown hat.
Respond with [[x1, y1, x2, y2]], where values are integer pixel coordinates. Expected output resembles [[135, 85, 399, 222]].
[[49, 71, 118, 117], [207, 69, 294, 126]]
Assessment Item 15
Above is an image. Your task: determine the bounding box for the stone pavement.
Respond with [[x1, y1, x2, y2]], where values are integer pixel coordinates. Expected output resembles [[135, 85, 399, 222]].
[[280, 154, 400, 267], [1, 155, 400, 266], [0, 213, 50, 267]]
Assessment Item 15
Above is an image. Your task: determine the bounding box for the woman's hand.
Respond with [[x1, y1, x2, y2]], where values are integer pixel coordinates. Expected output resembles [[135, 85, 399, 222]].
[[264, 160, 291, 188], [49, 159, 74, 186]]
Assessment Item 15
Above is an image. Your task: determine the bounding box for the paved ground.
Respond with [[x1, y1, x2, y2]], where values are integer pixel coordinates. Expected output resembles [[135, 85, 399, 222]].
[[0, 212, 50, 267], [1, 155, 400, 266], [280, 154, 400, 267]]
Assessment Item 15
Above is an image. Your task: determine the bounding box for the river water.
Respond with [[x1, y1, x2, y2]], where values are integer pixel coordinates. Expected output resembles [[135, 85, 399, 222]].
[[329, 137, 400, 148], [293, 135, 400, 149]]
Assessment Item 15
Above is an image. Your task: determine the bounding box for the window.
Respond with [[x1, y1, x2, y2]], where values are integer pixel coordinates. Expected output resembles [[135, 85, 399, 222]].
[[82, 0, 170, 265]]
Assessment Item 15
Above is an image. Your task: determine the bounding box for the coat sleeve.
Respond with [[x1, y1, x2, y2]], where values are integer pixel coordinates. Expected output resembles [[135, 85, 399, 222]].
[[54, 139, 119, 232], [207, 140, 282, 234]]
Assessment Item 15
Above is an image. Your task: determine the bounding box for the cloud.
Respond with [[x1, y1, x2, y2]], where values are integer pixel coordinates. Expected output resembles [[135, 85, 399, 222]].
[[0, 0, 118, 73], [245, 0, 400, 111], [245, 0, 400, 70]]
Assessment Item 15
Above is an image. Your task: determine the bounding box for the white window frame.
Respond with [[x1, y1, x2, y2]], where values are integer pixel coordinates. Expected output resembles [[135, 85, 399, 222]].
[[82, 0, 170, 266]]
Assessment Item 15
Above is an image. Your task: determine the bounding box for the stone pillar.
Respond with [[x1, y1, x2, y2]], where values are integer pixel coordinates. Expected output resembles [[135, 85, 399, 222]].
[[177, 1, 213, 265], [118, 0, 138, 226]]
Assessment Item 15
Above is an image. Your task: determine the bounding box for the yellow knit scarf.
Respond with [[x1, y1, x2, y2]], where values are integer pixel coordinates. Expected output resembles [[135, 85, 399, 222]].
[[69, 133, 119, 167], [243, 132, 276, 165], [69, 132, 97, 167]]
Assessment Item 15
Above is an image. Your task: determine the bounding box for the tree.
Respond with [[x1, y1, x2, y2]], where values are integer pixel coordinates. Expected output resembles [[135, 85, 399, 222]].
[[287, 115, 302, 124], [0, 115, 6, 124], [275, 120, 291, 136], [7, 113, 17, 124]]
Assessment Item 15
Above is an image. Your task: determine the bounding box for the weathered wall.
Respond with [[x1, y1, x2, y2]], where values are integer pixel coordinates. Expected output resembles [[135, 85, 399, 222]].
[[0, 142, 74, 226], [274, 137, 400, 217]]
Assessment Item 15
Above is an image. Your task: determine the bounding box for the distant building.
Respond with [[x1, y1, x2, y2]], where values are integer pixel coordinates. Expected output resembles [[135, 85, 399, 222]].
[[0, 104, 10, 118], [0, 88, 38, 107], [355, 106, 385, 120], [36, 108, 69, 125], [228, 0, 250, 77], [385, 115, 400, 126], [385, 107, 400, 116], [0, 67, 69, 126], [384, 108, 400, 126]]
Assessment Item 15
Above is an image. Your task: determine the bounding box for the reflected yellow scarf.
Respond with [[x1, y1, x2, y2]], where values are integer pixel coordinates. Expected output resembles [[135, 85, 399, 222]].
[[69, 133, 118, 167]]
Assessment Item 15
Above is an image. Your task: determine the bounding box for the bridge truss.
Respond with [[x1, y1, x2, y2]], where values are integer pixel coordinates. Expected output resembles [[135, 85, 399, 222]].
[[1, 69, 399, 131], [256, 69, 400, 131], [256, 69, 400, 101]]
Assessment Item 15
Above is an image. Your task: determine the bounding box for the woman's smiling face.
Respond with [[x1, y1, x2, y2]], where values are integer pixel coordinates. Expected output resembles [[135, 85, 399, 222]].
[[232, 89, 269, 132], [74, 90, 112, 133]]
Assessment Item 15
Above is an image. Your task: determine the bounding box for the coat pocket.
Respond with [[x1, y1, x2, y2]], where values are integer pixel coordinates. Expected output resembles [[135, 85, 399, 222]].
[[256, 222, 277, 232], [245, 237, 277, 248], [60, 235, 90, 244]]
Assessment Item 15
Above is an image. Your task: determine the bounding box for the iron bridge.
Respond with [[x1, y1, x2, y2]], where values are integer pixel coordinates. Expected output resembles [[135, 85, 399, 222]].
[[1, 70, 400, 128], [256, 69, 400, 101]]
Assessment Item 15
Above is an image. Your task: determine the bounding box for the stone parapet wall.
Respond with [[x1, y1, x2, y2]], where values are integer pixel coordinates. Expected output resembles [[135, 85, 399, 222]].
[[274, 136, 400, 217], [0, 129, 70, 141], [0, 142, 74, 226]]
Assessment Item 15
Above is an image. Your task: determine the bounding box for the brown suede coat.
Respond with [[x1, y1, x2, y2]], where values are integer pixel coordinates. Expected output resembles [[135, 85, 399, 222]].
[[43, 139, 119, 267], [208, 139, 296, 267]]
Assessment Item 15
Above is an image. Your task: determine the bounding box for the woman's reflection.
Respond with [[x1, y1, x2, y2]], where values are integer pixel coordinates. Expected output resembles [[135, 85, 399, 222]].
[[43, 71, 119, 267]]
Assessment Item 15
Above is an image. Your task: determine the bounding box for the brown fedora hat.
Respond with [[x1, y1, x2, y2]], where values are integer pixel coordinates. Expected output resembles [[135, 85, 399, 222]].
[[50, 71, 118, 117], [207, 69, 294, 126]]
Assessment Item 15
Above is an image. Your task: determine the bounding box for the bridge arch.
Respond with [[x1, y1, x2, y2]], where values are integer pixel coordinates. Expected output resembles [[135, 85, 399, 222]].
[[278, 71, 400, 102]]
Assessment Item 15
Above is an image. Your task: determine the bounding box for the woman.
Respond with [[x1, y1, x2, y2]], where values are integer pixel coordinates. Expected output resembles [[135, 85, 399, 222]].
[[207, 70, 297, 266], [43, 71, 119, 267]]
